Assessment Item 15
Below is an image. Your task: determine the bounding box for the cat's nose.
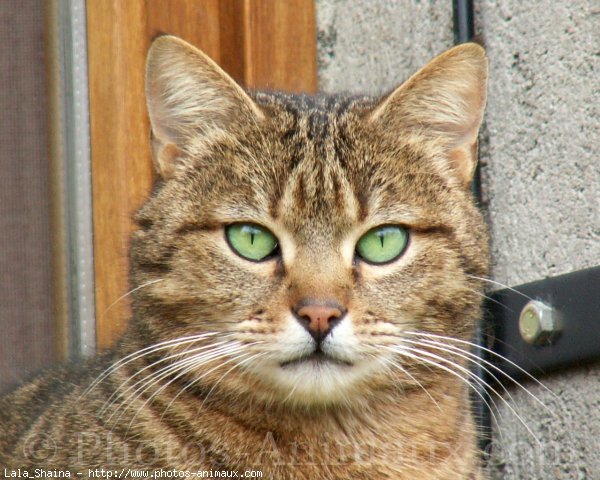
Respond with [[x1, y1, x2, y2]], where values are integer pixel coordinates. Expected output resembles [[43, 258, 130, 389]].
[[293, 301, 346, 343]]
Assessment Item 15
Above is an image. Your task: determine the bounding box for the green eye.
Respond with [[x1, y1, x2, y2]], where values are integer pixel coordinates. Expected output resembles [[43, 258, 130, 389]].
[[356, 225, 409, 264], [226, 223, 278, 261]]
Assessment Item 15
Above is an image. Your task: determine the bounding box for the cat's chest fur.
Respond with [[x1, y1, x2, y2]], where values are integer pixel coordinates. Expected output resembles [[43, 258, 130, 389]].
[[1, 36, 489, 479], [168, 387, 480, 479], [1, 365, 481, 479]]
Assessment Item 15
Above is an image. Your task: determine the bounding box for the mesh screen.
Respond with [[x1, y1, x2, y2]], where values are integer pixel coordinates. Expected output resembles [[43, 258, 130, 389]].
[[0, 0, 55, 393]]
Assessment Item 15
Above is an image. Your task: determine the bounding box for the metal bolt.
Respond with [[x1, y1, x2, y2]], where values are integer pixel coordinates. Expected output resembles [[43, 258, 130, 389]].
[[519, 300, 559, 345]]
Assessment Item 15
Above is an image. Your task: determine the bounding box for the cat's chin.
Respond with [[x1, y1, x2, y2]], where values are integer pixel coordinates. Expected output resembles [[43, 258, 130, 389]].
[[279, 350, 354, 369], [252, 355, 380, 407]]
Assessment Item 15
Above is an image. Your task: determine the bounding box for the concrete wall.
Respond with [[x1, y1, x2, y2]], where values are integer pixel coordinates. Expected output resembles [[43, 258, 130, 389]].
[[316, 1, 600, 478], [476, 2, 599, 478]]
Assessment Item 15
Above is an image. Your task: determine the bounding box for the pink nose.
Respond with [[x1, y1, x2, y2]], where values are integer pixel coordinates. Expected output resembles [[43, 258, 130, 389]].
[[294, 302, 346, 342]]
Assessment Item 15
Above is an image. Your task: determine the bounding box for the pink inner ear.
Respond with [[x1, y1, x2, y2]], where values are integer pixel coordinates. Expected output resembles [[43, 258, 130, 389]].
[[153, 140, 183, 179], [145, 36, 265, 172], [447, 143, 478, 186]]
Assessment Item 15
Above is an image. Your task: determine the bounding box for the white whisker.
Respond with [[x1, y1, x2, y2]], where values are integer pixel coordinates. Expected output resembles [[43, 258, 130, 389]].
[[126, 343, 260, 432], [283, 380, 301, 404], [198, 350, 266, 410], [388, 344, 540, 445], [83, 332, 224, 397], [404, 331, 557, 399], [463, 286, 514, 312], [102, 279, 166, 316], [406, 336, 554, 417], [159, 344, 265, 417], [383, 345, 509, 444], [374, 353, 442, 412], [106, 342, 245, 425], [99, 340, 233, 414], [466, 274, 533, 301], [399, 337, 528, 438]]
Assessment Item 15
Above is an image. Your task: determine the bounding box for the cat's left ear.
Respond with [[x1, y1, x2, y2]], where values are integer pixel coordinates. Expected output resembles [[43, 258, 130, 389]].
[[145, 36, 264, 178], [368, 43, 487, 187]]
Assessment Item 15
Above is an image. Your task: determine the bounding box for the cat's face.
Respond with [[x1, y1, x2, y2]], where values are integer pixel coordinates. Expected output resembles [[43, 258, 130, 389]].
[[130, 37, 488, 406]]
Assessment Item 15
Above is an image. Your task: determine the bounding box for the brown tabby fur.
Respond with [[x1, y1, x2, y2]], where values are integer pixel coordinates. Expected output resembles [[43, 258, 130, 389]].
[[0, 36, 489, 479]]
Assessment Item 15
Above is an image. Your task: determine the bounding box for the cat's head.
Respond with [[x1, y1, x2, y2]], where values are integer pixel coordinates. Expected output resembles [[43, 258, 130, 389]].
[[129, 36, 488, 407]]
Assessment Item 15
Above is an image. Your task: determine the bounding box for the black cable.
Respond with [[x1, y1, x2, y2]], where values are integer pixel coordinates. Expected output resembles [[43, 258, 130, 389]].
[[453, 0, 475, 44], [453, 0, 482, 204], [452, 0, 493, 461]]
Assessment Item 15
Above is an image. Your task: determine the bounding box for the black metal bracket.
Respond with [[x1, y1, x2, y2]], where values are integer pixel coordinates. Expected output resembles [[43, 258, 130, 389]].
[[487, 265, 600, 380]]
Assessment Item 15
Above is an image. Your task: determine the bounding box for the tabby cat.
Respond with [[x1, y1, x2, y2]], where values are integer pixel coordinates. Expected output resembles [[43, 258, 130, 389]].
[[0, 36, 489, 479]]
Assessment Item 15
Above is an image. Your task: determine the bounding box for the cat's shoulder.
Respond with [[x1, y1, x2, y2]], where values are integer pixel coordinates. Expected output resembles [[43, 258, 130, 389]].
[[0, 353, 114, 455]]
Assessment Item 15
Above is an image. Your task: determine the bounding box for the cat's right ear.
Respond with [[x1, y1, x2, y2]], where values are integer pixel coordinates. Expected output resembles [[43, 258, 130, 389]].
[[145, 36, 264, 178], [368, 43, 487, 188]]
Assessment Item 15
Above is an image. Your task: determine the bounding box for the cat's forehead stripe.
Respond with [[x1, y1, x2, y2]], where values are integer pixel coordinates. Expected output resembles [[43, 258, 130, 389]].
[[258, 93, 452, 234], [273, 100, 363, 225]]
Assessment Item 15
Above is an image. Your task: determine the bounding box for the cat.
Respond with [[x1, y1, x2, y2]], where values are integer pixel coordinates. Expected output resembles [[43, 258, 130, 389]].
[[0, 35, 489, 479]]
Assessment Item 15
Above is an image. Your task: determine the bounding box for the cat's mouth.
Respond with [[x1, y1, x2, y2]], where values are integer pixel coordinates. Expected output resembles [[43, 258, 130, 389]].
[[279, 350, 353, 368]]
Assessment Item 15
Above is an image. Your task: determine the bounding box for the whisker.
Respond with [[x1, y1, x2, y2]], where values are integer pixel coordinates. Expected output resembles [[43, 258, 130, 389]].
[[283, 378, 302, 404], [373, 353, 442, 412], [157, 351, 252, 420], [101, 279, 166, 317], [399, 336, 540, 433], [106, 342, 245, 425], [99, 340, 233, 414], [466, 274, 533, 301], [198, 350, 266, 410], [383, 345, 509, 444], [406, 336, 554, 416], [393, 345, 505, 415], [84, 332, 224, 397], [122, 343, 244, 402], [404, 331, 558, 400], [126, 343, 260, 432], [96, 336, 230, 410], [160, 345, 265, 417], [463, 286, 514, 312], [390, 344, 540, 445]]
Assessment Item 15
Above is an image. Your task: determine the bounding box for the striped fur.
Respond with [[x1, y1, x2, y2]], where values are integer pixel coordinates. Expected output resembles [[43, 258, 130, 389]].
[[1, 36, 488, 479]]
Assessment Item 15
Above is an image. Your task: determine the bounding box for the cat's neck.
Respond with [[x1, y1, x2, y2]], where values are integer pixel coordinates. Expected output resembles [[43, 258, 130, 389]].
[[120, 369, 478, 477]]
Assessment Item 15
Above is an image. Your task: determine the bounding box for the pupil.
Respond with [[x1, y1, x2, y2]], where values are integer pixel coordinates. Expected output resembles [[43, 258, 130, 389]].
[[379, 232, 385, 248], [250, 231, 255, 245]]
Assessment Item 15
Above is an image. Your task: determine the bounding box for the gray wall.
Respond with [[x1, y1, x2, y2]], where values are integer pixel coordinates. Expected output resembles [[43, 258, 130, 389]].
[[477, 2, 599, 478], [316, 1, 599, 478]]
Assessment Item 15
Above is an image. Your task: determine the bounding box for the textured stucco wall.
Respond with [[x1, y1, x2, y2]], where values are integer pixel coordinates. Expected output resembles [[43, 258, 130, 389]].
[[476, 2, 600, 479], [316, 1, 600, 478], [317, 0, 454, 94]]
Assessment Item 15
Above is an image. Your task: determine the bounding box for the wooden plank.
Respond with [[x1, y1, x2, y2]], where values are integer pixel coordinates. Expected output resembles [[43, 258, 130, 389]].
[[87, 0, 153, 349], [146, 0, 222, 65], [147, 0, 317, 93], [243, 0, 317, 93], [88, 0, 317, 349], [216, 0, 246, 85]]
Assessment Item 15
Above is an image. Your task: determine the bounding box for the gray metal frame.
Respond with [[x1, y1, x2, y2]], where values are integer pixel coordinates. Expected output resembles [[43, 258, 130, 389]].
[[54, 0, 96, 357]]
